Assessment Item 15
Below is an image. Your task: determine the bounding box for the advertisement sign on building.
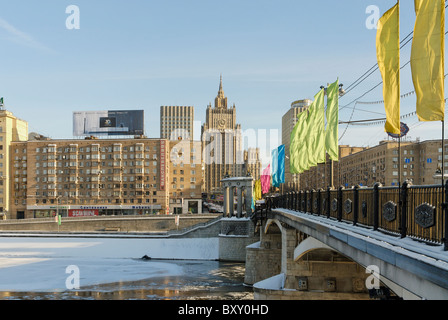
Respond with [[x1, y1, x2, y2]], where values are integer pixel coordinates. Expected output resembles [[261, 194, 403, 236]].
[[68, 209, 99, 217], [73, 110, 144, 136], [160, 140, 166, 191]]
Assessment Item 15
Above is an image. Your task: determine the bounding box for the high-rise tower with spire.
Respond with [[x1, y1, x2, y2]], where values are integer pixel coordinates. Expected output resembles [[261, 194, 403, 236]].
[[201, 76, 260, 195], [214, 75, 228, 109]]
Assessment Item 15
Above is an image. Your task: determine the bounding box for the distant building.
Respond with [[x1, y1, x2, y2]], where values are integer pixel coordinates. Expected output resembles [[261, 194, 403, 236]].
[[298, 139, 448, 190], [201, 76, 257, 195], [243, 148, 262, 181], [299, 145, 367, 190], [168, 140, 203, 214], [160, 106, 194, 140]]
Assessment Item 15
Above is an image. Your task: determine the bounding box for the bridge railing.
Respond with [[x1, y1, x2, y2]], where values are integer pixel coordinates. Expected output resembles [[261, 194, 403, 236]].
[[268, 181, 448, 250]]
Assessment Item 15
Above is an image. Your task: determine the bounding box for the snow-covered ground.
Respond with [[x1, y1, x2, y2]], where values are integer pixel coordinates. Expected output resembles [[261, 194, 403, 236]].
[[0, 236, 219, 292]]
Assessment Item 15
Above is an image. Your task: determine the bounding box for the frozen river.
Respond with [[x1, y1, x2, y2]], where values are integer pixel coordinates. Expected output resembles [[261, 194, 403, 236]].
[[0, 234, 253, 300]]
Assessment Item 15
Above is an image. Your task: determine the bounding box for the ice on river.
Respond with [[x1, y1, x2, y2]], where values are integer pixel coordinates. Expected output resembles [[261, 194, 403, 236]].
[[0, 236, 219, 292]]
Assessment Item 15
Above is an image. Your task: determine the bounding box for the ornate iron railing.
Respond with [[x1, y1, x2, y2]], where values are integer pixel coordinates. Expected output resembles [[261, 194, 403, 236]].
[[266, 181, 448, 250]]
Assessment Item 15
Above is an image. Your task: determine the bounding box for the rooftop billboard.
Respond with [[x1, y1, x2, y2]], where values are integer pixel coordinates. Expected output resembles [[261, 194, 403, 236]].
[[73, 110, 144, 136]]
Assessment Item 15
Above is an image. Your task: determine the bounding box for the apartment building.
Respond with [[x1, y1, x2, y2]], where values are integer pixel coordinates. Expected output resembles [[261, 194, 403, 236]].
[[168, 140, 203, 214], [0, 109, 28, 218], [298, 145, 367, 190], [10, 137, 170, 219]]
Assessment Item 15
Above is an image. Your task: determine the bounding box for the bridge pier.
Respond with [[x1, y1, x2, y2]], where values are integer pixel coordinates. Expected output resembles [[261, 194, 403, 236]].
[[282, 225, 300, 289], [244, 219, 282, 285], [246, 218, 372, 300]]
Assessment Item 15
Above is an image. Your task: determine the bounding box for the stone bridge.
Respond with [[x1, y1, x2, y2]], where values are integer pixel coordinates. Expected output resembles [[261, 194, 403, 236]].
[[244, 208, 448, 300]]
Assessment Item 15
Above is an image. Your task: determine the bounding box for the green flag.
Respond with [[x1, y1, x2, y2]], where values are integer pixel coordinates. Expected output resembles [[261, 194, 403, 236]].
[[290, 110, 308, 174], [313, 88, 326, 164], [325, 79, 339, 161], [305, 89, 325, 167], [0, 98, 3, 106]]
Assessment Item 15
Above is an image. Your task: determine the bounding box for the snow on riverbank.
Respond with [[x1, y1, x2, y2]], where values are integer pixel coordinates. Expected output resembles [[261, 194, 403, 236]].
[[0, 236, 219, 292]]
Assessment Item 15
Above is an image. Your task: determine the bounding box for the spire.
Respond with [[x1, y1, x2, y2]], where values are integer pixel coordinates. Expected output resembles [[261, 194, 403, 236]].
[[218, 74, 224, 98], [214, 74, 228, 109]]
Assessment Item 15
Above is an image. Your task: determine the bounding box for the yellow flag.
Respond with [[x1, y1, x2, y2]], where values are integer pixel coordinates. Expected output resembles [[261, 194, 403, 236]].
[[411, 0, 445, 122], [254, 180, 262, 201], [376, 2, 400, 135]]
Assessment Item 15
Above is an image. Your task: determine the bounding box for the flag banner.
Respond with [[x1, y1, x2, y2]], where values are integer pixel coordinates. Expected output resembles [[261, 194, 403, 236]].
[[290, 110, 309, 174], [411, 0, 445, 121], [376, 2, 401, 134], [251, 187, 256, 211], [314, 88, 326, 164], [325, 79, 339, 161], [278, 144, 285, 184], [297, 110, 311, 173], [306, 88, 325, 167], [271, 147, 279, 187], [261, 165, 271, 194], [254, 180, 262, 201], [272, 145, 285, 187]]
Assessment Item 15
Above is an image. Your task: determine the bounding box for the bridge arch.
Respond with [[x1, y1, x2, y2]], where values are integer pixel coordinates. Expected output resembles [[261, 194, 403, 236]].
[[264, 218, 284, 235], [267, 209, 448, 299], [259, 218, 406, 299], [293, 237, 334, 261]]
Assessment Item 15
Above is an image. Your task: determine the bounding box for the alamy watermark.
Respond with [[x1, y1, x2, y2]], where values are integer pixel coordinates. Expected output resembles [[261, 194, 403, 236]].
[[168, 127, 279, 166], [66, 5, 80, 30], [365, 5, 380, 30], [65, 265, 80, 290], [365, 265, 381, 290]]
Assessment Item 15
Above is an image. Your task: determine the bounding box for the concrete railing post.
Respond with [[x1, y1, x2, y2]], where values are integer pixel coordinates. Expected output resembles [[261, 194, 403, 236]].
[[400, 180, 410, 239], [353, 185, 359, 226], [373, 182, 382, 231], [337, 186, 343, 222]]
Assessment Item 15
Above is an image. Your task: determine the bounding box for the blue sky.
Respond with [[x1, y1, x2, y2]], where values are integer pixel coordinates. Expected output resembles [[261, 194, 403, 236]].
[[0, 0, 445, 162]]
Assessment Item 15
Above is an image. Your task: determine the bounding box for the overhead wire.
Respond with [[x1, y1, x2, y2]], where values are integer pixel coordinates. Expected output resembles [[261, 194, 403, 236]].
[[337, 1, 448, 143], [339, 31, 448, 140]]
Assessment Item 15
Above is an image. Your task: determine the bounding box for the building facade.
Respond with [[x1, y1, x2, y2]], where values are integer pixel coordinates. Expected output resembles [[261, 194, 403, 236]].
[[201, 76, 246, 195], [243, 148, 262, 181], [281, 99, 312, 190], [299, 145, 367, 190], [0, 109, 28, 217], [160, 106, 194, 140], [168, 140, 203, 214], [10, 137, 171, 219], [298, 139, 448, 190]]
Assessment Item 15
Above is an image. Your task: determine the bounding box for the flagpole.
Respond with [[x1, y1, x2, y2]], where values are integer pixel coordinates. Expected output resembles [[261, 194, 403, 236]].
[[398, 134, 401, 188], [442, 120, 445, 188], [330, 160, 334, 189], [442, 119, 448, 251]]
